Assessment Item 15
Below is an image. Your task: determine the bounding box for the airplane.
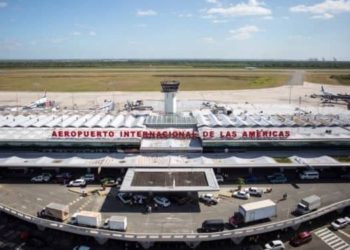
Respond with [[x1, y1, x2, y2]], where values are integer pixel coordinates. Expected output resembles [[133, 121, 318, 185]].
[[310, 86, 350, 104], [28, 92, 48, 108]]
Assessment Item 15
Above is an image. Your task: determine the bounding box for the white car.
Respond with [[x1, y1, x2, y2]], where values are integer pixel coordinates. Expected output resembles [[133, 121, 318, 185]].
[[31, 175, 50, 183], [153, 196, 171, 207], [331, 217, 350, 230], [215, 174, 224, 183], [199, 193, 218, 205], [67, 179, 86, 187], [80, 174, 95, 182], [233, 190, 250, 199], [244, 187, 263, 197], [264, 240, 285, 250]]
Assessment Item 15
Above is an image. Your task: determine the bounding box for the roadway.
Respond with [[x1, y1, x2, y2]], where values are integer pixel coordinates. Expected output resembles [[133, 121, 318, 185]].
[[0, 180, 349, 234]]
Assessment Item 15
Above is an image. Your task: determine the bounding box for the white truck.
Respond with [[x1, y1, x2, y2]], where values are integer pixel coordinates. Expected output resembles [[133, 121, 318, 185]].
[[103, 216, 127, 231], [38, 202, 69, 222], [73, 211, 102, 228], [229, 199, 277, 227], [294, 195, 321, 215]]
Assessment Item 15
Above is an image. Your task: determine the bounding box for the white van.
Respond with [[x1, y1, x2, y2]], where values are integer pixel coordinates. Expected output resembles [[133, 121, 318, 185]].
[[299, 170, 319, 180]]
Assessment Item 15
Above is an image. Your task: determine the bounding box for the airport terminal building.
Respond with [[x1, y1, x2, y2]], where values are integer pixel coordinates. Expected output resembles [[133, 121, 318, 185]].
[[0, 81, 349, 185]]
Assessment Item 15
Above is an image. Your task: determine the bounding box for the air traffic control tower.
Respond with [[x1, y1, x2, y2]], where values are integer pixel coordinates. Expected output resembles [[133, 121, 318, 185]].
[[161, 80, 180, 114]]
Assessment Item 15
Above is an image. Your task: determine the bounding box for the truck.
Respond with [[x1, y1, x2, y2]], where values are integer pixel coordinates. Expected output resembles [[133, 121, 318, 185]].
[[229, 199, 277, 228], [294, 195, 321, 215], [74, 211, 102, 228], [38, 202, 69, 222], [103, 216, 127, 231]]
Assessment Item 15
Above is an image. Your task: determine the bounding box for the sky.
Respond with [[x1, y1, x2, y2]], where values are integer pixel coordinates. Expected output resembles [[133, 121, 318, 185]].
[[0, 0, 350, 60]]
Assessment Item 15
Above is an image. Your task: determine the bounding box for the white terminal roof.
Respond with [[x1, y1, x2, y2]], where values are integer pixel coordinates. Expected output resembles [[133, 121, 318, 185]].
[[0, 153, 347, 168], [1, 103, 350, 129]]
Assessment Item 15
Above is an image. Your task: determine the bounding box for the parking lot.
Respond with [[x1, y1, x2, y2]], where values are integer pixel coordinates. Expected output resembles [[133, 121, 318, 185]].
[[0, 170, 350, 235]]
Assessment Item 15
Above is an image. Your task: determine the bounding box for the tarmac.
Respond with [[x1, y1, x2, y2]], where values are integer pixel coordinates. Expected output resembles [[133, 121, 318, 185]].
[[0, 82, 350, 111]]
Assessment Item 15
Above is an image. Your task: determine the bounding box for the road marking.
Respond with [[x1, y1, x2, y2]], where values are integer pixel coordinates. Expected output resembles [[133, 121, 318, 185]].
[[339, 229, 350, 239], [315, 228, 350, 250]]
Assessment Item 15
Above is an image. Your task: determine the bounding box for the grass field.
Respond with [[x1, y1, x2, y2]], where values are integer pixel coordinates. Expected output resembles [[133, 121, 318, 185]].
[[0, 68, 291, 91], [305, 70, 350, 85]]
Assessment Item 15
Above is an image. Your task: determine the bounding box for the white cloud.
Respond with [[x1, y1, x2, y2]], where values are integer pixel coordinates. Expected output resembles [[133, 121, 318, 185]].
[[88, 31, 96, 36], [290, 0, 350, 19], [206, 0, 222, 7], [229, 25, 260, 40], [212, 19, 228, 23], [72, 31, 81, 36], [312, 13, 334, 19], [263, 15, 274, 20], [201, 36, 215, 43], [0, 2, 7, 8], [0, 39, 22, 51], [207, 0, 272, 17], [137, 9, 157, 16], [178, 13, 193, 18]]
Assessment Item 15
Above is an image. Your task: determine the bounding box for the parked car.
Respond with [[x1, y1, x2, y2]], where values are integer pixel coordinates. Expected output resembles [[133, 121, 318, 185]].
[[153, 196, 171, 207], [117, 193, 132, 204], [55, 172, 72, 183], [67, 179, 86, 187], [244, 175, 260, 184], [56, 172, 72, 179], [73, 246, 91, 250], [100, 177, 117, 187], [331, 217, 350, 230], [340, 172, 350, 180], [268, 175, 287, 184], [264, 240, 285, 250], [233, 190, 250, 199], [215, 174, 224, 183], [290, 231, 312, 246], [199, 193, 218, 205], [267, 173, 286, 180], [42, 172, 53, 178], [244, 187, 263, 197], [31, 175, 51, 183], [80, 174, 95, 182]]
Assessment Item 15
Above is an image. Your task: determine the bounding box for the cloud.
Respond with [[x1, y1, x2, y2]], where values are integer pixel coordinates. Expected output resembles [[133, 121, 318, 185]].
[[178, 13, 193, 18], [201, 37, 215, 44], [88, 31, 96, 36], [212, 19, 228, 23], [229, 25, 260, 40], [72, 31, 81, 36], [290, 0, 350, 19], [0, 39, 22, 51], [207, 0, 219, 3], [312, 13, 334, 19], [0, 2, 7, 8], [263, 15, 274, 20], [207, 0, 272, 17], [137, 9, 157, 16]]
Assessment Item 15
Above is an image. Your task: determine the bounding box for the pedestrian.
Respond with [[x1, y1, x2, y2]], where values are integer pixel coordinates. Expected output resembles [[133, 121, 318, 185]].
[[283, 193, 287, 200]]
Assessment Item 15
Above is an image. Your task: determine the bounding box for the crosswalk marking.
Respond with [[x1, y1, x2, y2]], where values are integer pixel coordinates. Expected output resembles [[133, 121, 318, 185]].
[[315, 228, 350, 250]]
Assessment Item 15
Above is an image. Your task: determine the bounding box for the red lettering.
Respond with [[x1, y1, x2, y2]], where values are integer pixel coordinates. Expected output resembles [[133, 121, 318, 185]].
[[52, 131, 57, 137]]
